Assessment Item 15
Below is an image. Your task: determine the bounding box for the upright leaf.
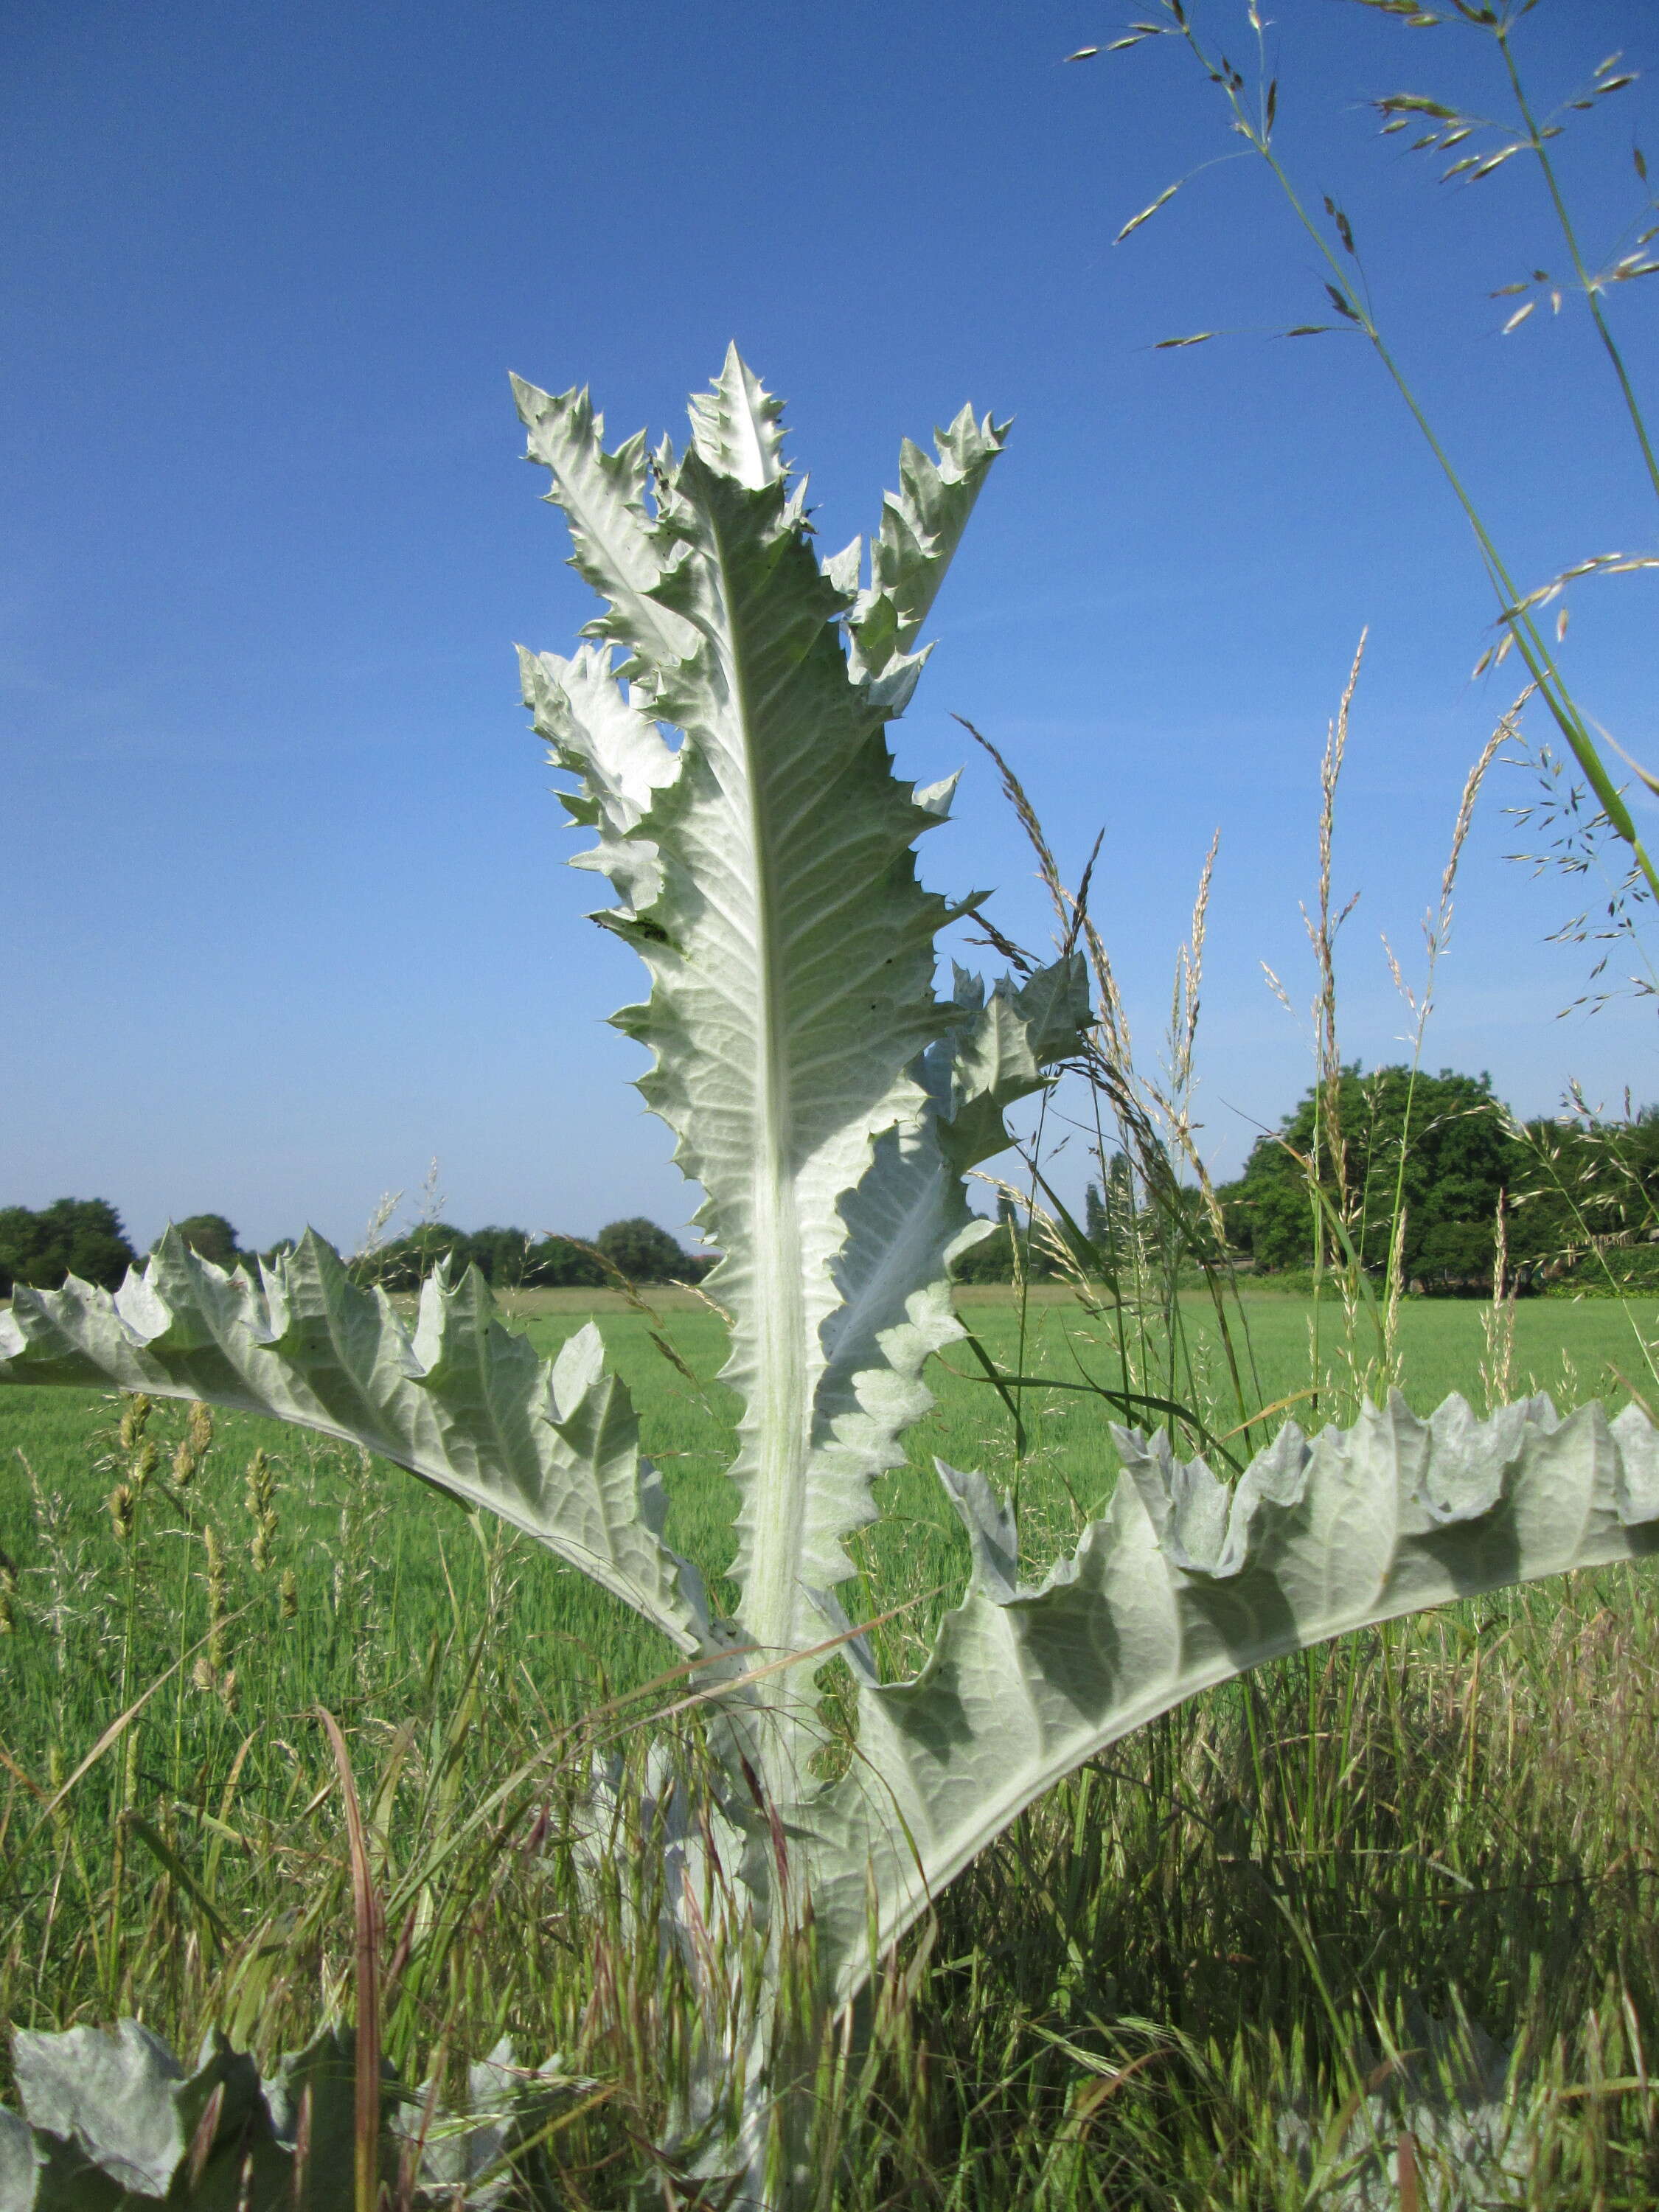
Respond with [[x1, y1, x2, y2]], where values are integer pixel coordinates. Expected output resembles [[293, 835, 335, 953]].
[[687, 344, 790, 490], [515, 352, 1008, 1667]]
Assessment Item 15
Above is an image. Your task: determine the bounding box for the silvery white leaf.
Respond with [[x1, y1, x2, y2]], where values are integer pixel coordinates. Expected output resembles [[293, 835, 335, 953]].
[[803, 1392, 1659, 2000], [0, 1235, 709, 1655], [0, 2112, 41, 2212]]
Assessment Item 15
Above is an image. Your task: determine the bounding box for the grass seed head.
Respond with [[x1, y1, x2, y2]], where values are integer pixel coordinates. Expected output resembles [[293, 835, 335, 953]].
[[246, 1448, 278, 1571]]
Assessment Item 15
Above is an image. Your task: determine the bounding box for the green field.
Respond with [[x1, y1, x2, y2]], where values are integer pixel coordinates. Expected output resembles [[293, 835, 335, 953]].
[[5, 1286, 1656, 1725], [4, 1287, 1659, 2203]]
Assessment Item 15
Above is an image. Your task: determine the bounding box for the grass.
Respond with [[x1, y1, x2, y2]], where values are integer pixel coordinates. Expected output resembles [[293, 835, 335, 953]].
[[5, 1286, 1659, 2204]]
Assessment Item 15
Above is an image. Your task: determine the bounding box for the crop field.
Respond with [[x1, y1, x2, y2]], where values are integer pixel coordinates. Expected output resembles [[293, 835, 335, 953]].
[[5, 1288, 1659, 2205]]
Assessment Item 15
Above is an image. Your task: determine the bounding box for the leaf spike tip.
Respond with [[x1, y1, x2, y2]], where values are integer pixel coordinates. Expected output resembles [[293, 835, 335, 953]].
[[688, 344, 790, 489]]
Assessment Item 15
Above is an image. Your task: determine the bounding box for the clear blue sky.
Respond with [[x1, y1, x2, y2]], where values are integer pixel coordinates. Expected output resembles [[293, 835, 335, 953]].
[[4, 0, 1655, 1254]]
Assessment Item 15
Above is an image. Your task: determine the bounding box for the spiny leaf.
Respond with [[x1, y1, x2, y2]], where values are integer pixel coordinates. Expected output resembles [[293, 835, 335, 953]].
[[508, 375, 695, 676], [0, 1234, 712, 1654], [521, 353, 1009, 1663], [1, 2023, 585, 2212], [687, 344, 788, 490], [804, 1391, 1659, 1997], [846, 404, 1008, 680]]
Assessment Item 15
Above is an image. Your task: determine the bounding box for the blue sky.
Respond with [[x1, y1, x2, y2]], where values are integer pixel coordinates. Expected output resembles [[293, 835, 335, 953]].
[[4, 0, 1655, 1255]]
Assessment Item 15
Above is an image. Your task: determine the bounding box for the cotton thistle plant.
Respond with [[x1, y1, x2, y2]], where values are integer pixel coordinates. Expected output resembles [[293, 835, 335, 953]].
[[0, 2019, 587, 2212], [4, 349, 1659, 2210]]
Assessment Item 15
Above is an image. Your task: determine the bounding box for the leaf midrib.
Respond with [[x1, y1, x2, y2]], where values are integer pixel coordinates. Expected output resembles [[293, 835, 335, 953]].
[[711, 513, 810, 1666]]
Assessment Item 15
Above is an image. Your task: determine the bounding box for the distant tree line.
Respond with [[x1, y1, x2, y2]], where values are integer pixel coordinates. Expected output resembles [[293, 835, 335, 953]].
[[951, 1192, 1060, 1284], [0, 1204, 712, 1294], [0, 1198, 139, 1296], [953, 1065, 1659, 1298], [1215, 1066, 1659, 1294], [9, 1068, 1658, 1301], [346, 1215, 712, 1290]]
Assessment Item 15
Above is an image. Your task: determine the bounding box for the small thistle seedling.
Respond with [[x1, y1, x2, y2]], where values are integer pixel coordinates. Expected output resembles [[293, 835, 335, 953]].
[[5, 350, 1659, 2209]]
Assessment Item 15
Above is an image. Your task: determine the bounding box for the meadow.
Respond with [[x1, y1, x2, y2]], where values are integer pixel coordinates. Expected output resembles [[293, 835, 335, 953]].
[[4, 1286, 1659, 2205]]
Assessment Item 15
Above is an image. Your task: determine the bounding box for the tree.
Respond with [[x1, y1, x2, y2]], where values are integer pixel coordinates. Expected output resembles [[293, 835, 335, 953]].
[[350, 1222, 470, 1291], [524, 1235, 607, 1288], [595, 1217, 702, 1284], [1084, 1151, 1135, 1244], [949, 1191, 1065, 1284], [950, 1214, 1018, 1282], [1502, 1103, 1659, 1283], [465, 1224, 534, 1287], [347, 1224, 620, 1291], [1083, 1180, 1108, 1248], [0, 1199, 136, 1294], [163, 1214, 240, 1268], [1218, 1065, 1517, 1289]]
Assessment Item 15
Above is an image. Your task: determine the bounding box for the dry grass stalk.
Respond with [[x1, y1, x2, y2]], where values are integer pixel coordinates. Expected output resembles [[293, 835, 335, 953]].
[[1302, 630, 1366, 1262]]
